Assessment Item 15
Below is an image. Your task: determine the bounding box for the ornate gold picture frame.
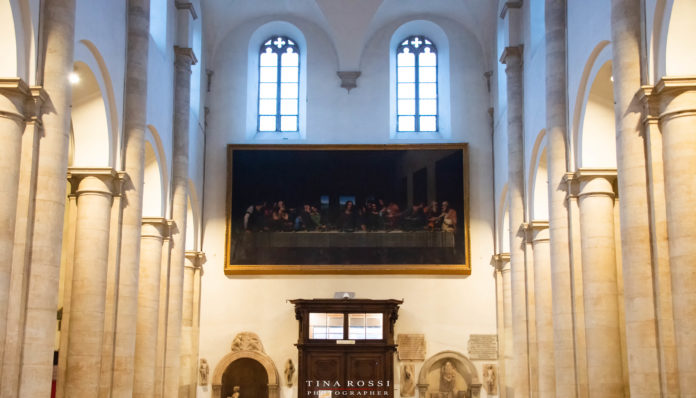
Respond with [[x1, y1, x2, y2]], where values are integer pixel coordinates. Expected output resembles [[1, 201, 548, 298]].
[[224, 144, 470, 275]]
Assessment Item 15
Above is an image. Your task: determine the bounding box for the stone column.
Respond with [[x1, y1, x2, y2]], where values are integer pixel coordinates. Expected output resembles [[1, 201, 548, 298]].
[[527, 222, 555, 398], [180, 251, 204, 397], [576, 170, 624, 397], [155, 232, 172, 398], [493, 253, 511, 398], [133, 218, 170, 397], [163, 46, 196, 398], [652, 78, 696, 395], [0, 87, 46, 398], [0, 78, 30, 368], [63, 169, 118, 397], [190, 256, 203, 397], [563, 173, 589, 398], [111, 1, 151, 396], [500, 45, 529, 398], [18, 1, 76, 396], [638, 86, 680, 396], [544, 2, 578, 396], [609, 1, 662, 396]]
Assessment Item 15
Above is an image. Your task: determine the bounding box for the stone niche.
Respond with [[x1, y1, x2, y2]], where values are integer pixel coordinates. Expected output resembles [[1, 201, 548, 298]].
[[417, 351, 482, 398]]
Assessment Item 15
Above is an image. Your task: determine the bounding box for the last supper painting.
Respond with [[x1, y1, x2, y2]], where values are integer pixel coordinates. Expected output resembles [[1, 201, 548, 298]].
[[224, 144, 470, 274]]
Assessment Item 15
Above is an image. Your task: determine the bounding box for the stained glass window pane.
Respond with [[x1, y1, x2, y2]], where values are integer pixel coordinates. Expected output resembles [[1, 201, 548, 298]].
[[260, 50, 277, 67], [398, 99, 416, 115], [398, 83, 415, 99], [398, 116, 415, 131], [419, 83, 437, 99], [259, 99, 276, 115], [259, 83, 277, 99], [398, 66, 415, 83], [419, 50, 437, 66], [419, 99, 437, 115], [259, 66, 277, 82], [419, 66, 437, 83], [281, 66, 299, 83], [258, 116, 276, 131], [281, 116, 298, 132], [280, 99, 297, 115], [398, 51, 415, 67], [282, 50, 299, 66], [420, 116, 437, 131], [280, 83, 298, 98]]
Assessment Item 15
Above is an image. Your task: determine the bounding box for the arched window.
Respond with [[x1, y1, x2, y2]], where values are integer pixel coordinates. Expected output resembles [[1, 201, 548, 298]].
[[396, 35, 438, 132], [258, 36, 300, 132]]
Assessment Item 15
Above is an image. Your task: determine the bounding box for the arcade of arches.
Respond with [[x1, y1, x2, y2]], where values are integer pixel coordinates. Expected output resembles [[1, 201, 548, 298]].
[[0, 1, 695, 397]]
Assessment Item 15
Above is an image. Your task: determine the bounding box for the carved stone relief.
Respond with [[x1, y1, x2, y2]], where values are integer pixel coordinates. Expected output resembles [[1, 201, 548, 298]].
[[230, 332, 265, 353], [400, 363, 416, 397], [482, 364, 497, 395]]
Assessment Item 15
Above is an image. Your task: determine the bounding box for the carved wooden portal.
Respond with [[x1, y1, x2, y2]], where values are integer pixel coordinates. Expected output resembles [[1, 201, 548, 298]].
[[212, 333, 279, 398]]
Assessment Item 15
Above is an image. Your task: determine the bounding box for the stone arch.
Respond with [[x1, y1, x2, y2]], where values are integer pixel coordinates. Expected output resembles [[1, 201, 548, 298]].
[[212, 350, 279, 398], [497, 184, 509, 253], [75, 40, 119, 167], [417, 350, 481, 398], [142, 141, 164, 217], [577, 60, 616, 169], [70, 60, 111, 167], [528, 130, 549, 221], [658, 0, 696, 77]]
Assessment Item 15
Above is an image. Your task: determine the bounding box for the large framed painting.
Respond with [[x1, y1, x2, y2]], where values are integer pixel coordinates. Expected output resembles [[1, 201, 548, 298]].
[[224, 144, 470, 274]]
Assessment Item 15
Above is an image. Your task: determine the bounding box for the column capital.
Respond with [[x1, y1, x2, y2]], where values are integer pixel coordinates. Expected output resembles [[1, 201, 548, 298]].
[[575, 168, 617, 198], [523, 220, 550, 243], [175, 1, 198, 20], [499, 45, 523, 65], [491, 253, 511, 272], [0, 78, 31, 122], [563, 172, 580, 199], [141, 217, 172, 239], [174, 46, 198, 67], [67, 168, 127, 197], [499, 0, 523, 19], [640, 76, 696, 123], [184, 251, 206, 269]]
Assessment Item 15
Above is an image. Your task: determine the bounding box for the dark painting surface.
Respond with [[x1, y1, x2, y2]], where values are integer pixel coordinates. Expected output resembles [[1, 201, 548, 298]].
[[227, 147, 467, 267]]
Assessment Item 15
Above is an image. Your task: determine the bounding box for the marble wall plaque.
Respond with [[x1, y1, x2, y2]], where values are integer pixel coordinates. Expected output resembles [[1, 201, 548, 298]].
[[467, 334, 498, 360], [397, 334, 426, 360]]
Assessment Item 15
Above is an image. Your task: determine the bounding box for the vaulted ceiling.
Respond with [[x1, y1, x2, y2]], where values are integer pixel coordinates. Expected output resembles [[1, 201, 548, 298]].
[[201, 0, 497, 68]]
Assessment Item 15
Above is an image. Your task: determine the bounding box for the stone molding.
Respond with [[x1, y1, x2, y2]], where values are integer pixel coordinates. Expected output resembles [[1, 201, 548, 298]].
[[499, 0, 523, 19], [211, 334, 279, 398], [67, 168, 127, 197], [574, 168, 617, 199], [499, 45, 523, 65], [491, 253, 511, 272], [337, 71, 361, 92], [175, 1, 198, 20], [523, 220, 550, 244], [563, 172, 579, 199], [0, 78, 31, 122], [184, 250, 206, 269], [639, 76, 696, 123], [174, 46, 198, 66], [141, 217, 171, 240]]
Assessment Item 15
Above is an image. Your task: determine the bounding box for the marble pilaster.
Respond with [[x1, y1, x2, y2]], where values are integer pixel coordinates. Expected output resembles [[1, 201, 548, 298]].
[[63, 169, 120, 397], [653, 77, 696, 396], [133, 218, 170, 397], [0, 79, 30, 367], [163, 46, 196, 398], [526, 222, 555, 398], [609, 1, 662, 395], [0, 86, 46, 398], [544, 2, 578, 396], [492, 253, 511, 398], [18, 1, 76, 396], [500, 45, 530, 398], [111, 1, 151, 396], [180, 251, 204, 397], [576, 170, 624, 397]]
